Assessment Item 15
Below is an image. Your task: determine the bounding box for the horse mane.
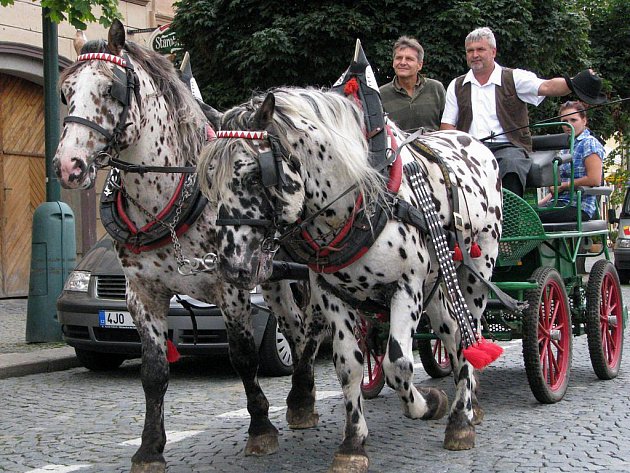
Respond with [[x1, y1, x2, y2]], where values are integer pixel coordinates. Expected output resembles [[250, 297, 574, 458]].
[[60, 40, 206, 164], [199, 86, 386, 207]]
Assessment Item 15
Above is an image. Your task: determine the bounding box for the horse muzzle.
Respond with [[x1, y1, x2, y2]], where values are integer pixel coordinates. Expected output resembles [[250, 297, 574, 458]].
[[219, 250, 275, 290], [54, 156, 97, 190]]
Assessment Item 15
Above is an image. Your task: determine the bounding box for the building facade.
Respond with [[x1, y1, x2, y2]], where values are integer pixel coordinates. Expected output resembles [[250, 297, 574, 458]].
[[0, 0, 175, 296]]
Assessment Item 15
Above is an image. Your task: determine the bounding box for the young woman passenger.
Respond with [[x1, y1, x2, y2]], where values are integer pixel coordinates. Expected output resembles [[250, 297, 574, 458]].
[[539, 101, 605, 223]]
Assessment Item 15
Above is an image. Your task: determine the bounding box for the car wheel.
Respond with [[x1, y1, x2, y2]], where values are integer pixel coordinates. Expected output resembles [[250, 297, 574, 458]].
[[75, 348, 126, 371], [259, 314, 293, 377]]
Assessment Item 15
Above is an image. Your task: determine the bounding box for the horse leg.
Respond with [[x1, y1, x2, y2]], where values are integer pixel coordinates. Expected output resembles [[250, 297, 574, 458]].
[[312, 289, 369, 473], [383, 291, 448, 421], [126, 286, 170, 473], [424, 289, 476, 450], [457, 262, 493, 427], [222, 289, 279, 455], [262, 281, 321, 429]]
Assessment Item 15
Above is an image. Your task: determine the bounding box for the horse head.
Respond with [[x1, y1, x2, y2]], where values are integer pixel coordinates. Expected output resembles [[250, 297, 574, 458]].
[[198, 92, 306, 289], [53, 19, 140, 189]]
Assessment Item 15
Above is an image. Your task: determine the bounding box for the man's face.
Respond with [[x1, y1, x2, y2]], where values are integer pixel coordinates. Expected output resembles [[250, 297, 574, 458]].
[[465, 38, 496, 74], [393, 47, 422, 80]]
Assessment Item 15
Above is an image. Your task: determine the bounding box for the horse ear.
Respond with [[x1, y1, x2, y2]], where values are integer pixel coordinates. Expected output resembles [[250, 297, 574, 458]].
[[107, 19, 126, 56], [253, 93, 275, 129], [73, 30, 87, 55]]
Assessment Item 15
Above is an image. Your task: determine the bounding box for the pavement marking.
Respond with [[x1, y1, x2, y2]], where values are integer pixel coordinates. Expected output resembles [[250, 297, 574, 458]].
[[119, 430, 203, 447], [217, 391, 342, 419], [26, 466, 90, 473]]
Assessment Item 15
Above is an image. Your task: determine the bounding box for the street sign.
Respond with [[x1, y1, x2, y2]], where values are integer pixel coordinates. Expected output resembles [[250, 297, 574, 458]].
[[149, 24, 181, 55]]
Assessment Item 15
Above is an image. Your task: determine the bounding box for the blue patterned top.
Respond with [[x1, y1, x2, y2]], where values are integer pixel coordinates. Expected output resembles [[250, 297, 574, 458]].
[[557, 128, 605, 218]]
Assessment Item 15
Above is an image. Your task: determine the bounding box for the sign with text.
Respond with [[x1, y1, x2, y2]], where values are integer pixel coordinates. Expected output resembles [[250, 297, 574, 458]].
[[149, 24, 182, 55]]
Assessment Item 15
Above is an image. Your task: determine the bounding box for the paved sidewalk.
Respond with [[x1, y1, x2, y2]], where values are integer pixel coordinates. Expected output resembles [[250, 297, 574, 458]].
[[0, 298, 80, 379]]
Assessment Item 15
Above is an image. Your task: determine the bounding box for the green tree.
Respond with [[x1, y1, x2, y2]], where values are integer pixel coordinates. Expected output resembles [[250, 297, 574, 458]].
[[586, 0, 630, 202], [172, 0, 590, 111], [0, 0, 121, 29]]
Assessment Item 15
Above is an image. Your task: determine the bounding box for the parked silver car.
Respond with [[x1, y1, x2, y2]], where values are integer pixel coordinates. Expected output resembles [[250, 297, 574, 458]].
[[57, 237, 293, 375]]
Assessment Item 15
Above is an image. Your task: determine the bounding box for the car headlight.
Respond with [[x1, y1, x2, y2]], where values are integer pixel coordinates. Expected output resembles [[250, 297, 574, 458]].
[[616, 238, 630, 249], [63, 270, 91, 292]]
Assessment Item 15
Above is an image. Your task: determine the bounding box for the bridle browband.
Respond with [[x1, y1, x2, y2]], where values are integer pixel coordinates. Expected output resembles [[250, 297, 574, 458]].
[[63, 52, 196, 174]]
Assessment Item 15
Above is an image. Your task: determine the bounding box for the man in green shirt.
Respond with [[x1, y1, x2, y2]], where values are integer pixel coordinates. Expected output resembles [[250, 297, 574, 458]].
[[380, 36, 446, 132]]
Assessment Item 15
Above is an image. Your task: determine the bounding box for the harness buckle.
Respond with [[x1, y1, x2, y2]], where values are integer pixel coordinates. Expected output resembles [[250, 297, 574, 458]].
[[453, 212, 465, 232]]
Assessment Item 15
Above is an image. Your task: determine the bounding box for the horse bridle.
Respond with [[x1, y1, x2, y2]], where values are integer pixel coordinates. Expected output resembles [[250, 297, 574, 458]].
[[62, 52, 197, 174], [214, 130, 290, 253]]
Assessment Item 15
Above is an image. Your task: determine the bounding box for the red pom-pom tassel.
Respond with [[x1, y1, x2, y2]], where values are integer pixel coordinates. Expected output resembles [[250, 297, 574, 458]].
[[166, 339, 181, 363], [462, 337, 503, 369], [453, 243, 463, 262], [469, 242, 482, 258], [344, 77, 360, 96]]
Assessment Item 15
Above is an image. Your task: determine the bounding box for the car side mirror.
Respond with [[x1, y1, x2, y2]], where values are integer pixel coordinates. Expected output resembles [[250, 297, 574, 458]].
[[608, 208, 619, 225]]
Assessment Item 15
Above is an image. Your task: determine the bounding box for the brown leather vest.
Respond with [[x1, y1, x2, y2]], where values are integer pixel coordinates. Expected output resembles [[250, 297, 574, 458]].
[[455, 68, 532, 152]]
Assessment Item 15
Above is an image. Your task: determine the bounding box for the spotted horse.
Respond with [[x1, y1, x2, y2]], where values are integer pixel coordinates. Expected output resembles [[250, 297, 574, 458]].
[[53, 19, 325, 473], [198, 69, 508, 470]]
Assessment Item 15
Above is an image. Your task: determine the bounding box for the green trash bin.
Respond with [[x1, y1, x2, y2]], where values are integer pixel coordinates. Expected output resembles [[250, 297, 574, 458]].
[[26, 201, 76, 342]]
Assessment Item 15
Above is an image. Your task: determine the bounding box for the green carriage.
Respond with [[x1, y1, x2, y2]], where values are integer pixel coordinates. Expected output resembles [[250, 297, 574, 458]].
[[359, 124, 626, 402]]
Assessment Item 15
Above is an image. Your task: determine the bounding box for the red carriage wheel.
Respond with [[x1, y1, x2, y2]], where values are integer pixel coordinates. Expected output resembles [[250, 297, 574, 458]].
[[356, 315, 386, 399], [586, 260, 624, 380], [522, 267, 572, 404]]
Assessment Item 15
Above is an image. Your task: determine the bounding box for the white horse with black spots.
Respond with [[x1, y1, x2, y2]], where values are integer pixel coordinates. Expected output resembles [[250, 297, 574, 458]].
[[53, 21, 324, 473], [198, 86, 503, 472]]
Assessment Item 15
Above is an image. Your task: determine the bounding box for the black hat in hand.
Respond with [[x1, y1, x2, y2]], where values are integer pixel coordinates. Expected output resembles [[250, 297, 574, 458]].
[[564, 70, 607, 105]]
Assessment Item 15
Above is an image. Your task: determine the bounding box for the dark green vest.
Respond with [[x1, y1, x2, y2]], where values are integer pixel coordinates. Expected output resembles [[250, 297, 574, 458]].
[[454, 68, 533, 152]]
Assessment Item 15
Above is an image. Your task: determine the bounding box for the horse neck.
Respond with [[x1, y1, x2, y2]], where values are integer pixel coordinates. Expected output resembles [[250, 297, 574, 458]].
[[301, 157, 360, 236], [116, 78, 197, 225]]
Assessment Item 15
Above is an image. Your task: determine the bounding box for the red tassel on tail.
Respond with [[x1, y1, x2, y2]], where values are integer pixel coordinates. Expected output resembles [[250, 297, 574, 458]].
[[453, 243, 463, 262], [462, 337, 503, 370], [469, 242, 482, 258], [166, 339, 181, 363]]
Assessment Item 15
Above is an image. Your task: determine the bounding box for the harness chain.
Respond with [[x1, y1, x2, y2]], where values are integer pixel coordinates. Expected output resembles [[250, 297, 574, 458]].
[[404, 161, 477, 348], [118, 173, 217, 275]]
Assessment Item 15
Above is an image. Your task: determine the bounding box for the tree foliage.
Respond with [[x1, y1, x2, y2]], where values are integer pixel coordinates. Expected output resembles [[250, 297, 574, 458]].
[[172, 0, 590, 115], [1, 0, 121, 30]]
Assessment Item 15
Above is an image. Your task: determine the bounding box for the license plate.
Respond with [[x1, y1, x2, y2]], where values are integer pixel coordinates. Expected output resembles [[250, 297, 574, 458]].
[[99, 310, 136, 329]]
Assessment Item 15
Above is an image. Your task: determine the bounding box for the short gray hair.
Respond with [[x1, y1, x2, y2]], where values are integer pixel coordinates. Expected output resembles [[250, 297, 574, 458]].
[[465, 27, 496, 48], [393, 36, 424, 63]]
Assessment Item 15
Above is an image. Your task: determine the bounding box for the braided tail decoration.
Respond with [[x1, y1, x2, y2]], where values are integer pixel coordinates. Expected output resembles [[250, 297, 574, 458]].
[[404, 161, 502, 369]]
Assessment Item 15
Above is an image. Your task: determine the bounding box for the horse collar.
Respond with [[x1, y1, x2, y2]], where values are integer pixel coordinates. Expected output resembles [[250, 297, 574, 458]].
[[100, 168, 207, 254]]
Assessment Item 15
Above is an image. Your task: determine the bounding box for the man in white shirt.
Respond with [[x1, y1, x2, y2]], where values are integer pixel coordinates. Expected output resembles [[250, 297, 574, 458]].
[[440, 27, 598, 196]]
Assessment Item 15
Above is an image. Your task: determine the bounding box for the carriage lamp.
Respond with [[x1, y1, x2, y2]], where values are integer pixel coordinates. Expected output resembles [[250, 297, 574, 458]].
[[616, 238, 630, 249], [63, 270, 91, 292]]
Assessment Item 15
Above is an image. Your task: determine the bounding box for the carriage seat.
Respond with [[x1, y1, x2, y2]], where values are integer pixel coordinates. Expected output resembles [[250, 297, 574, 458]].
[[541, 186, 612, 233], [526, 133, 571, 188]]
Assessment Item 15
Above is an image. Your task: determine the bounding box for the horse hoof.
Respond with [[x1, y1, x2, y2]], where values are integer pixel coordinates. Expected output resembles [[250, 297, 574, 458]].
[[420, 388, 449, 420], [444, 421, 475, 451], [287, 408, 319, 429], [472, 404, 485, 425], [130, 462, 166, 473], [328, 453, 369, 473], [244, 432, 279, 456]]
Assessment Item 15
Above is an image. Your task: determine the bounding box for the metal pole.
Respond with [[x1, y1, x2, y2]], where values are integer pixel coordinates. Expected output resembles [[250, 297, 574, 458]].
[[42, 8, 61, 202]]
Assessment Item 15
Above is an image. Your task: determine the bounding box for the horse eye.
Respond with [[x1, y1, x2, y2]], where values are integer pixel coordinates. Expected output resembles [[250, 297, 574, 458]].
[[244, 174, 261, 187]]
